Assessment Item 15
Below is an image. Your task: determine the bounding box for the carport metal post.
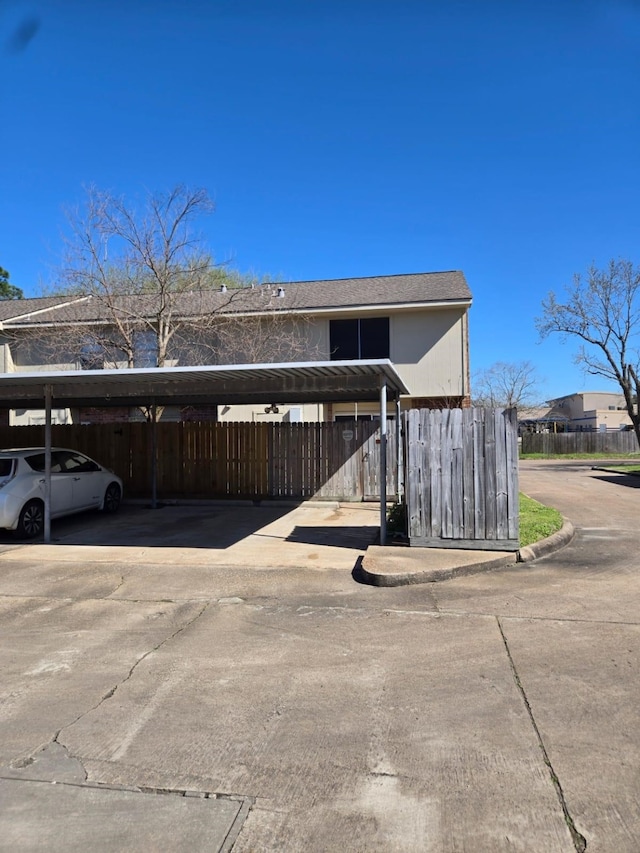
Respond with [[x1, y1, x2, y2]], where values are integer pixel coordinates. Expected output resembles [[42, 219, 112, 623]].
[[379, 378, 387, 544], [44, 383, 52, 543], [150, 402, 158, 510]]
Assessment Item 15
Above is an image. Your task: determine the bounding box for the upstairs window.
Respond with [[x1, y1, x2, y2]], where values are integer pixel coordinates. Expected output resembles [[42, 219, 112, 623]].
[[79, 343, 105, 370], [329, 317, 389, 360], [133, 330, 159, 368]]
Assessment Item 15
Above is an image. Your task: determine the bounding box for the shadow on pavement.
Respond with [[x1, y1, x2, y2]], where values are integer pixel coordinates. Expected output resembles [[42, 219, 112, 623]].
[[0, 503, 300, 550], [285, 525, 379, 550], [591, 473, 640, 489]]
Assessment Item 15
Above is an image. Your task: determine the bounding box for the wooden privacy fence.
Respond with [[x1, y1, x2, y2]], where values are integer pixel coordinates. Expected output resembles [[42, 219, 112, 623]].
[[0, 421, 398, 501], [404, 407, 519, 550], [522, 431, 639, 456]]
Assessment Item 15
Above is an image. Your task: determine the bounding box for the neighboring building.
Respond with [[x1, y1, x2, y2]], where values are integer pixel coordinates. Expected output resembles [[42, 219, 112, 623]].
[[546, 392, 633, 432], [518, 406, 569, 435], [0, 271, 472, 424]]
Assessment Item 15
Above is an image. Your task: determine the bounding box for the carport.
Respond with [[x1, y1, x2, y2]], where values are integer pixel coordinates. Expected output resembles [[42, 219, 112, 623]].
[[0, 359, 408, 543]]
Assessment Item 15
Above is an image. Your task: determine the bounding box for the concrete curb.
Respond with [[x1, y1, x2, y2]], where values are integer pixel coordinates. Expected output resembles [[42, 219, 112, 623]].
[[360, 519, 575, 587], [359, 550, 518, 586], [516, 519, 575, 563]]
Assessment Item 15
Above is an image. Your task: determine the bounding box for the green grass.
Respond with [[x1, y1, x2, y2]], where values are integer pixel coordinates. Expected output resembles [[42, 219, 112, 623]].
[[600, 464, 640, 474], [519, 493, 563, 547], [388, 494, 563, 547], [521, 452, 640, 460]]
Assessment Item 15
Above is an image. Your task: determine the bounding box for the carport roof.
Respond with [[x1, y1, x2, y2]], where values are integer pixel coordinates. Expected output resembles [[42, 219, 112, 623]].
[[0, 359, 409, 408]]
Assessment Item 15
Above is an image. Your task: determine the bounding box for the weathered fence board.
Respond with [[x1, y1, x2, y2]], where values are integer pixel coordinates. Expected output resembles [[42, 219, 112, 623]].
[[404, 407, 519, 550], [0, 420, 397, 501], [522, 431, 639, 455]]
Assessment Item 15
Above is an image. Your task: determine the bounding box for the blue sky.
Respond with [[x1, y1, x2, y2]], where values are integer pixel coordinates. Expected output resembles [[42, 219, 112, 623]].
[[2, 0, 640, 401]]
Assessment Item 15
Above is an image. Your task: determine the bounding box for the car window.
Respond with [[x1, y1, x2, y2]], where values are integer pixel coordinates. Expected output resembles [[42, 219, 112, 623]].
[[0, 459, 15, 478], [58, 451, 100, 473], [25, 452, 64, 473], [25, 453, 44, 473]]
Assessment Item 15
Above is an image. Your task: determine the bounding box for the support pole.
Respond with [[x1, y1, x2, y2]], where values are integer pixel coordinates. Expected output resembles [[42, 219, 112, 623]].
[[379, 379, 387, 545], [44, 384, 52, 544], [150, 403, 158, 509]]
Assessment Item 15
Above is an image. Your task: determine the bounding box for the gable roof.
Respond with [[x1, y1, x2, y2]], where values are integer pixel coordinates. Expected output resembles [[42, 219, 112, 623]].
[[0, 271, 471, 327]]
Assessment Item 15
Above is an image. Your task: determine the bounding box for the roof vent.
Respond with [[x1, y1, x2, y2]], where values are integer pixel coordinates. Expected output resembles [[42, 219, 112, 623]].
[[276, 286, 285, 298], [220, 284, 227, 293]]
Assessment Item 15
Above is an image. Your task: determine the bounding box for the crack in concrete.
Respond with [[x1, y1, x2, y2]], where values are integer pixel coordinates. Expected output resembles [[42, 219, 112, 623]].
[[440, 608, 640, 627], [497, 617, 587, 853], [40, 602, 211, 774], [0, 593, 206, 605], [106, 575, 126, 597]]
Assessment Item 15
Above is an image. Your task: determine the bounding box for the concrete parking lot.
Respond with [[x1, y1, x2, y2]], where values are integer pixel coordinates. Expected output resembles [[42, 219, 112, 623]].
[[1, 461, 639, 851], [0, 499, 382, 576]]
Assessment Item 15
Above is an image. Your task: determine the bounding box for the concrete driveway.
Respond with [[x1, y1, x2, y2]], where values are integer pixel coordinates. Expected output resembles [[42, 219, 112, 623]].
[[1, 461, 639, 851], [0, 499, 381, 571]]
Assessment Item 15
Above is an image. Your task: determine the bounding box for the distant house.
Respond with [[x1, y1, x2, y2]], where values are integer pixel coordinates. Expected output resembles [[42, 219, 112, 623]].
[[0, 271, 473, 424], [518, 406, 569, 435], [546, 392, 633, 432]]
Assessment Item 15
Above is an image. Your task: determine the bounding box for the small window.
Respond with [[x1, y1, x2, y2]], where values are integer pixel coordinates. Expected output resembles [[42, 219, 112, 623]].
[[335, 414, 375, 421], [79, 343, 105, 370], [360, 317, 390, 359], [133, 330, 159, 368], [329, 317, 389, 360], [329, 319, 359, 360]]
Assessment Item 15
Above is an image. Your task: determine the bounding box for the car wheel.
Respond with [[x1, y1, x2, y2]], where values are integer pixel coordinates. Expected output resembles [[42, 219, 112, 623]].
[[103, 482, 122, 513], [15, 500, 44, 539]]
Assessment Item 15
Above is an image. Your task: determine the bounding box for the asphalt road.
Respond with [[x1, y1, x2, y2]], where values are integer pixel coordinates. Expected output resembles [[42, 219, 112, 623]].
[[1, 460, 639, 852]]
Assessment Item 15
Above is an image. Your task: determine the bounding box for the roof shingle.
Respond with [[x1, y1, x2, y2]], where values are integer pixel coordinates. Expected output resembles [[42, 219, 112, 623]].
[[1, 271, 471, 326]]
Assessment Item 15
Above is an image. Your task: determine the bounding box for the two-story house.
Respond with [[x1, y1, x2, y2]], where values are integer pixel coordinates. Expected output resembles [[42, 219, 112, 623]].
[[0, 271, 472, 424]]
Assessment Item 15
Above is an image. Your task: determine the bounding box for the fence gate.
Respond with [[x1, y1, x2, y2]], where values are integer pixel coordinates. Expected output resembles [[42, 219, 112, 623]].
[[403, 407, 519, 550]]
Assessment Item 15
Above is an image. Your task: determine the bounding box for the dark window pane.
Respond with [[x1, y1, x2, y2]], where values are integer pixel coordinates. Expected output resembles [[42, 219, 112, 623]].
[[133, 330, 158, 368], [25, 453, 45, 472], [80, 344, 104, 370], [329, 319, 359, 360], [0, 459, 14, 477], [360, 317, 389, 359], [26, 452, 63, 473]]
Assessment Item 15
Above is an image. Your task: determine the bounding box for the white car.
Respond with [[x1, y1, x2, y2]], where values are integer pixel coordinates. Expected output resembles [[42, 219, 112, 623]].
[[0, 448, 123, 539]]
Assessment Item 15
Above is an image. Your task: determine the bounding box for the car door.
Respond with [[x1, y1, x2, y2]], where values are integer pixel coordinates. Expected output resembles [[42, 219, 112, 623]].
[[26, 451, 75, 515], [57, 451, 103, 510]]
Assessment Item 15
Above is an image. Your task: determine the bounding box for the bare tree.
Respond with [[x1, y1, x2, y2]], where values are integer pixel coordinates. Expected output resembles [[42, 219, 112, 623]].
[[472, 360, 543, 414], [537, 259, 640, 447], [28, 185, 316, 370]]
